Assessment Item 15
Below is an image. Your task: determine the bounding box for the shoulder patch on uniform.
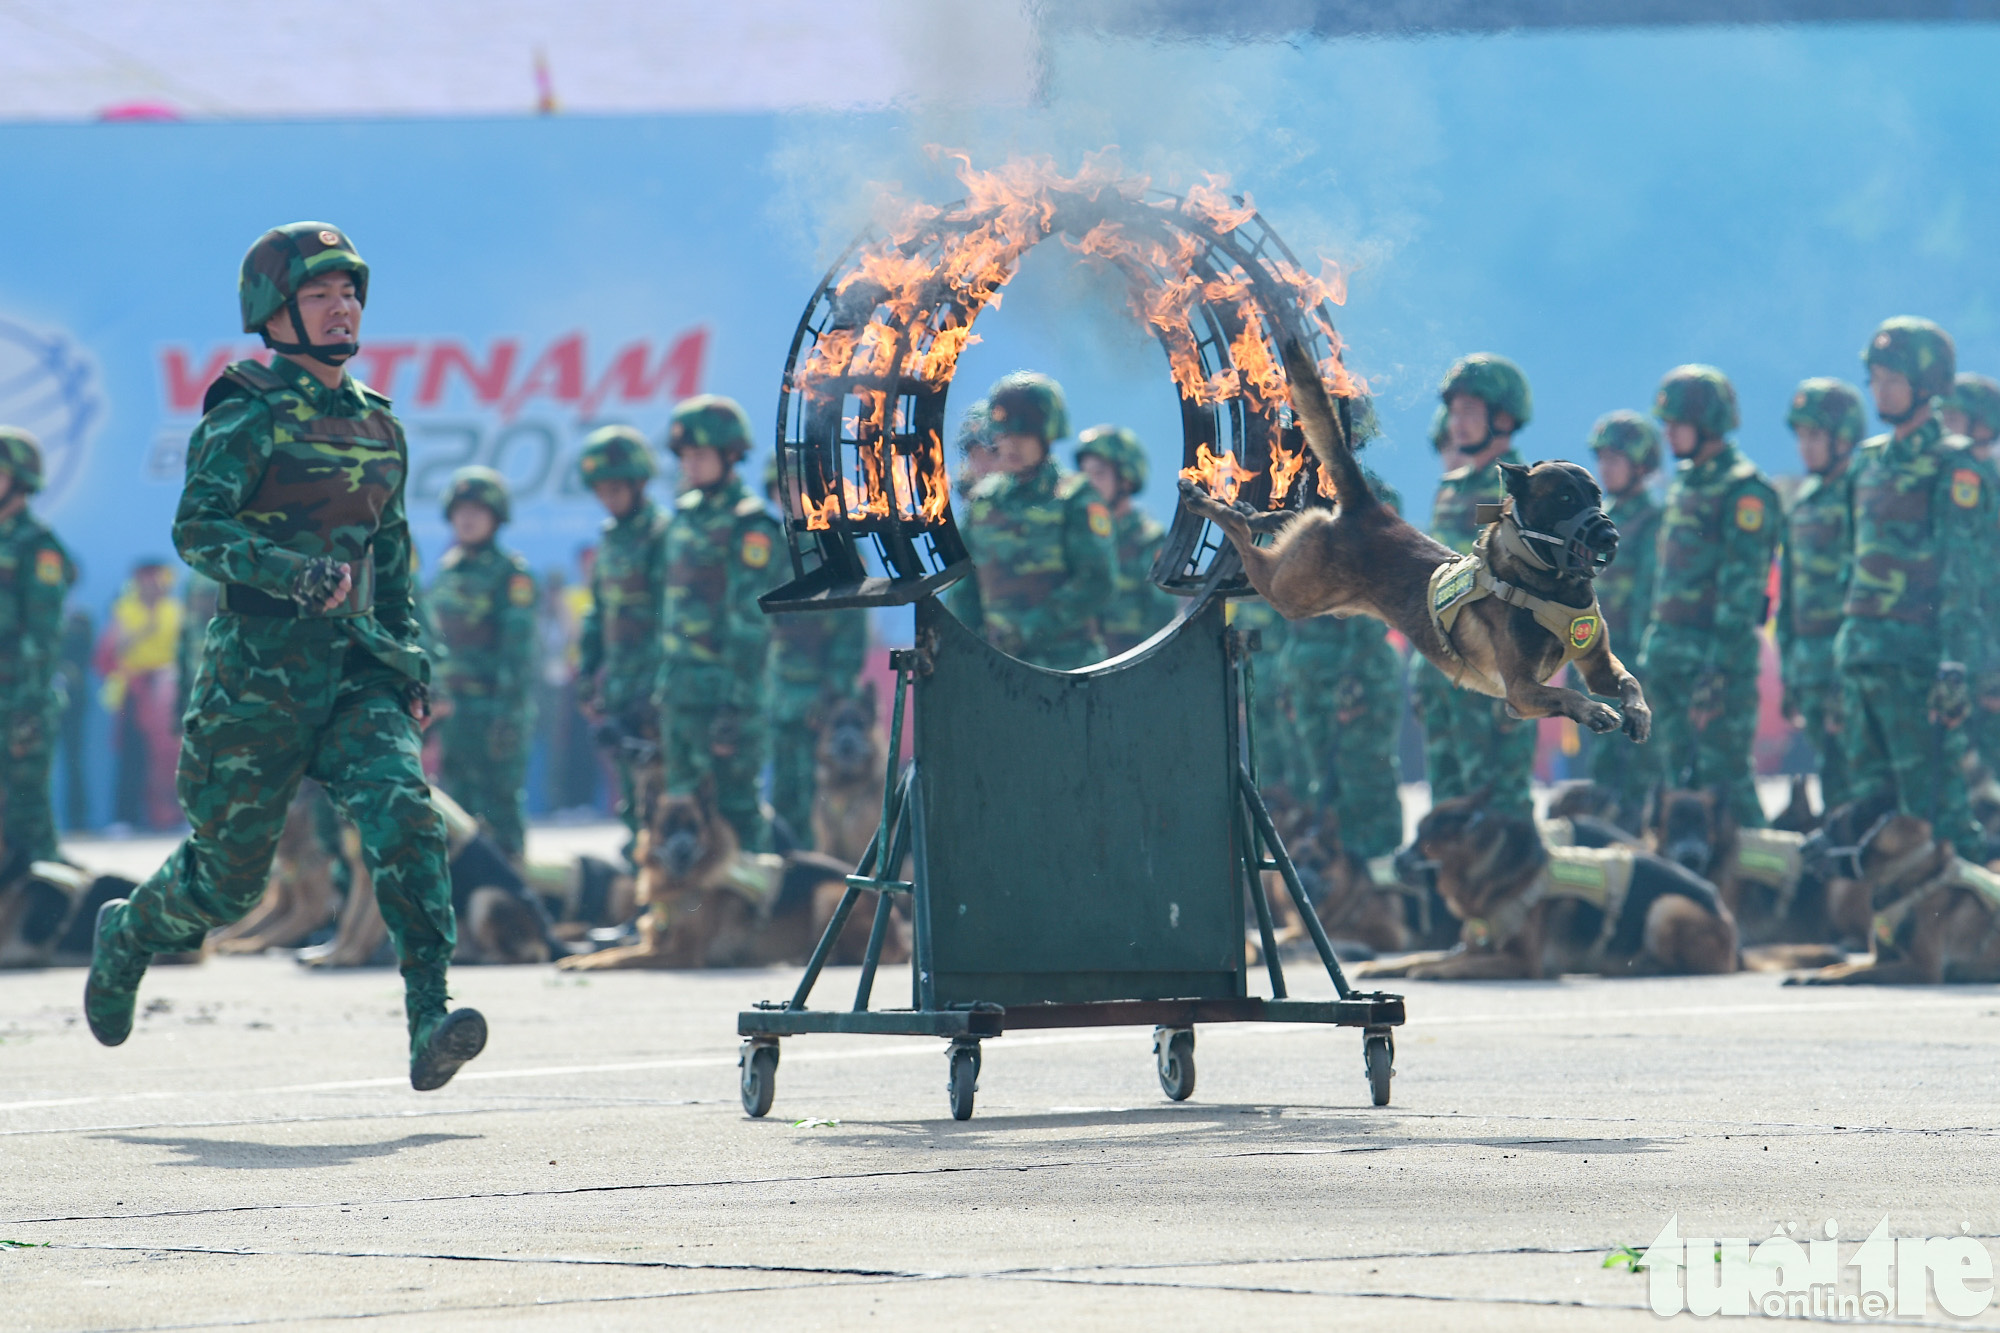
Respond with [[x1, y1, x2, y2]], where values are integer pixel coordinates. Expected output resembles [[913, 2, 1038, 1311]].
[[676, 489, 703, 510], [734, 495, 768, 519], [1055, 472, 1089, 501], [354, 380, 393, 409], [1086, 502, 1112, 537], [1952, 467, 1982, 509], [34, 549, 63, 586], [508, 573, 536, 607], [1734, 494, 1765, 532], [740, 530, 773, 569]]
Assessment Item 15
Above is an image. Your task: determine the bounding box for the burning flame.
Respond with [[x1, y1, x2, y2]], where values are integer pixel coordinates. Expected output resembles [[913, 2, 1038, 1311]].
[[1178, 443, 1259, 506], [789, 150, 1364, 532]]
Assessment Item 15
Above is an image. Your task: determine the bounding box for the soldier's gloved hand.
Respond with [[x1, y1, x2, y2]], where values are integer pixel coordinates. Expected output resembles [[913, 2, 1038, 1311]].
[[404, 681, 431, 724], [1928, 662, 1972, 729], [1688, 668, 1727, 726], [708, 708, 742, 758], [289, 556, 351, 612]]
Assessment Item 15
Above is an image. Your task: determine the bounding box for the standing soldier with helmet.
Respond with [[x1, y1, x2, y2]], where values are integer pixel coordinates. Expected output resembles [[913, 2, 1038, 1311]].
[[575, 425, 670, 860], [947, 372, 1115, 670], [1640, 365, 1781, 829], [0, 427, 75, 865], [1838, 318, 1995, 854], [85, 222, 484, 1090], [1583, 411, 1663, 822], [1276, 409, 1408, 858], [1411, 354, 1539, 820], [1939, 373, 2000, 460], [429, 466, 538, 861], [954, 399, 1000, 501], [763, 453, 867, 849], [1776, 379, 1867, 811], [1075, 424, 1175, 655], [659, 395, 784, 852], [1937, 373, 2000, 774]]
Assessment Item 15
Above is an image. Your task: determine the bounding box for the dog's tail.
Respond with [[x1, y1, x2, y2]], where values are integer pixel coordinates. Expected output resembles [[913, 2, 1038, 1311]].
[[1281, 336, 1376, 513]]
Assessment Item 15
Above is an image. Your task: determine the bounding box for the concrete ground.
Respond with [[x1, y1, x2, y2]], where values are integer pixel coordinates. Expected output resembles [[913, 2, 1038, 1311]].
[[7, 801, 1999, 1331]]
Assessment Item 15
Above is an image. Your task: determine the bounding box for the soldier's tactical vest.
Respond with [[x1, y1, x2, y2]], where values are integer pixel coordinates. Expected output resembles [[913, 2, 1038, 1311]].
[[664, 486, 770, 663], [1654, 458, 1761, 631], [1429, 455, 1514, 555], [1785, 474, 1850, 640], [0, 516, 66, 666], [596, 504, 670, 649], [1101, 509, 1167, 645], [1594, 493, 1659, 643], [771, 612, 845, 686], [206, 359, 401, 615], [1844, 436, 1951, 627], [433, 550, 502, 653], [968, 470, 1083, 608]]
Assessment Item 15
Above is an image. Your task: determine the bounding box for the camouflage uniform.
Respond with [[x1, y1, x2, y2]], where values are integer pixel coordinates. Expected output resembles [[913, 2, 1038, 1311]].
[[575, 426, 670, 852], [1640, 365, 1781, 829], [1582, 412, 1664, 816], [1943, 374, 2000, 771], [1412, 355, 1539, 820], [430, 468, 538, 860], [1776, 379, 1867, 810], [763, 457, 868, 848], [1276, 470, 1406, 857], [92, 224, 478, 1087], [0, 428, 76, 863], [1075, 425, 1175, 655], [1837, 319, 1994, 851], [947, 373, 1115, 670], [659, 397, 783, 851]]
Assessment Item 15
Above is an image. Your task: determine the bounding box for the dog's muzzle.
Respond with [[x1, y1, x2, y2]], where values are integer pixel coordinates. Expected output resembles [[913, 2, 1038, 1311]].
[[1393, 844, 1438, 888], [1518, 507, 1619, 576], [661, 830, 702, 877], [1665, 836, 1712, 875]]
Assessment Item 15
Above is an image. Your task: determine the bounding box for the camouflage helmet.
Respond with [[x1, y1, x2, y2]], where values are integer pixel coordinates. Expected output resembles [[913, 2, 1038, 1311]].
[[667, 395, 753, 461], [1075, 424, 1148, 493], [985, 371, 1070, 445], [1785, 378, 1868, 450], [1945, 373, 2000, 438], [1862, 316, 1956, 403], [1587, 410, 1663, 475], [239, 222, 369, 335], [576, 425, 658, 485], [1653, 364, 1740, 438], [0, 427, 44, 495], [956, 399, 996, 456], [1438, 354, 1532, 431], [442, 465, 511, 525]]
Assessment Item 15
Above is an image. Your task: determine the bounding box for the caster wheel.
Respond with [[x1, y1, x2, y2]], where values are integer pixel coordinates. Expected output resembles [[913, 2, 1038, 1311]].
[[1154, 1026, 1195, 1102], [740, 1041, 778, 1118], [947, 1043, 980, 1121], [1363, 1031, 1393, 1107]]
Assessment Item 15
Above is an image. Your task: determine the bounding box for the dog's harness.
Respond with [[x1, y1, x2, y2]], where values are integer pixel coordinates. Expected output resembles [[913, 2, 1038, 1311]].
[[1427, 501, 1606, 687], [1868, 842, 2000, 955], [1732, 827, 1808, 917], [719, 852, 786, 915], [1459, 845, 1635, 955]]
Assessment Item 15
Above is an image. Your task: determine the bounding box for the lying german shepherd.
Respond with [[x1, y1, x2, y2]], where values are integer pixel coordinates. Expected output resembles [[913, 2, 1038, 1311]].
[[1792, 811, 2000, 985], [1179, 339, 1649, 741], [1652, 787, 1852, 958], [558, 777, 906, 971], [1357, 791, 1738, 979], [1272, 807, 1457, 956], [812, 684, 887, 868]]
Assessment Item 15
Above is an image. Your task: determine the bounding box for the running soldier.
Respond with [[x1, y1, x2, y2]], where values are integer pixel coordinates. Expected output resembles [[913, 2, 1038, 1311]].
[[1075, 424, 1175, 655], [1584, 411, 1664, 822], [0, 428, 75, 865], [1641, 365, 1781, 829], [430, 466, 538, 860], [947, 372, 1115, 670], [575, 425, 669, 859], [1411, 355, 1538, 820], [659, 395, 783, 852], [1776, 379, 1866, 811], [1839, 318, 1995, 853], [85, 222, 483, 1089]]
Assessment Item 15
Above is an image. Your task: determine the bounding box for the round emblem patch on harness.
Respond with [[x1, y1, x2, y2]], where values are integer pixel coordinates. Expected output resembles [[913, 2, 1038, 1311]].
[[1734, 495, 1765, 532], [1568, 614, 1599, 650], [1952, 468, 1981, 509], [741, 531, 772, 569]]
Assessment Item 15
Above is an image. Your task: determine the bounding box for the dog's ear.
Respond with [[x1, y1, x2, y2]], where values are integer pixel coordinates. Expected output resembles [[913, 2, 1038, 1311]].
[[1498, 461, 1532, 499]]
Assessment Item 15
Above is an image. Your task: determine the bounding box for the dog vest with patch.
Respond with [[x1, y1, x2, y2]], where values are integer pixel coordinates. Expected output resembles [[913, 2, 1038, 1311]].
[[1427, 509, 1604, 687], [1459, 845, 1636, 954], [1871, 852, 2000, 954], [1732, 827, 1807, 913], [717, 852, 786, 915]]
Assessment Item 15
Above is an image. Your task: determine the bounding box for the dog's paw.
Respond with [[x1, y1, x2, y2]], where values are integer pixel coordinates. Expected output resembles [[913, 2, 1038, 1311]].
[[1621, 704, 1652, 743], [1579, 701, 1623, 734]]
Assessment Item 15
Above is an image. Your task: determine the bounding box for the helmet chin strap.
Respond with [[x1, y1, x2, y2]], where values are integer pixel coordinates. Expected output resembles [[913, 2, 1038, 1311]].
[[263, 294, 358, 367], [1878, 399, 1923, 427]]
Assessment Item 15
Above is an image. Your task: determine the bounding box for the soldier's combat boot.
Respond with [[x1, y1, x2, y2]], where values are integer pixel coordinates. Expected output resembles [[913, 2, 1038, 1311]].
[[83, 898, 147, 1047], [407, 976, 487, 1091]]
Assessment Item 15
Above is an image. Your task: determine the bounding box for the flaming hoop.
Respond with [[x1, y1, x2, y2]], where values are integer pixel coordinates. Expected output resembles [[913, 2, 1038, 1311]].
[[763, 153, 1362, 611]]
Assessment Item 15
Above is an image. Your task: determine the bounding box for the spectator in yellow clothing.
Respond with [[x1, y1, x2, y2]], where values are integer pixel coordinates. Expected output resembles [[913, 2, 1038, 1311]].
[[93, 560, 184, 831]]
